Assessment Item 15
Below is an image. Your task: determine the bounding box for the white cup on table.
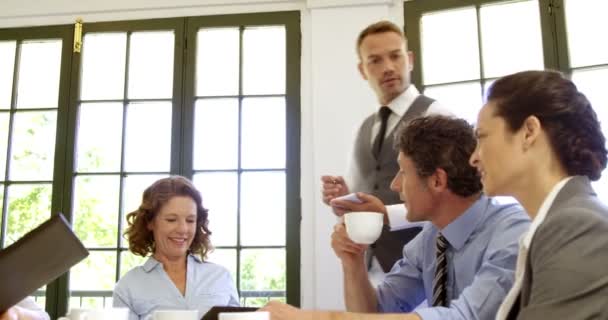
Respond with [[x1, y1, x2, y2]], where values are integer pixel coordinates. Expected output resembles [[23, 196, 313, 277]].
[[57, 308, 90, 320], [153, 309, 199, 320], [219, 311, 269, 320], [58, 308, 128, 320]]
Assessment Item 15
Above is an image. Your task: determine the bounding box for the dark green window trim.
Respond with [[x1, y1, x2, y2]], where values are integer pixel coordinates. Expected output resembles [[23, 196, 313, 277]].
[[0, 25, 74, 318], [404, 0, 558, 93], [404, 0, 608, 92], [0, 10, 301, 318], [550, 0, 608, 75], [182, 11, 301, 308]]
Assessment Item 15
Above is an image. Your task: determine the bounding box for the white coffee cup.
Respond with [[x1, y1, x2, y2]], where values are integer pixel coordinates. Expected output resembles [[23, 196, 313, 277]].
[[344, 211, 384, 244], [86, 309, 129, 320], [58, 308, 128, 320], [58, 308, 90, 320], [153, 310, 199, 320], [219, 311, 269, 320]]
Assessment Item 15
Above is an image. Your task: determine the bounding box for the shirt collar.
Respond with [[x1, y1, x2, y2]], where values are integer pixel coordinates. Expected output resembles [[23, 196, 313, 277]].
[[522, 176, 573, 248], [385, 85, 420, 118], [439, 195, 489, 250], [142, 253, 203, 273]]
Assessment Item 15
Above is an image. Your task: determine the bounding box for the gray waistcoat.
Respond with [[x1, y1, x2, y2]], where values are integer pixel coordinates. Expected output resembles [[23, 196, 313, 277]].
[[350, 94, 435, 272], [351, 94, 435, 204]]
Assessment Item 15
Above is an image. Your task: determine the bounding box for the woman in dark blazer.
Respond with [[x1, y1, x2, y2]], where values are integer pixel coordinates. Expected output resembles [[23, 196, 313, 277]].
[[469, 70, 608, 320]]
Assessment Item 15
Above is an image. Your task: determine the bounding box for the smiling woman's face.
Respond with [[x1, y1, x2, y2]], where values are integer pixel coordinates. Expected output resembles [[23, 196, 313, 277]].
[[148, 195, 197, 261], [470, 101, 526, 197]]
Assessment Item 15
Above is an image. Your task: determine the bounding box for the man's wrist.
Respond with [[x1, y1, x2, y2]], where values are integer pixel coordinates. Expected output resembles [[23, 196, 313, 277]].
[[342, 259, 367, 276]]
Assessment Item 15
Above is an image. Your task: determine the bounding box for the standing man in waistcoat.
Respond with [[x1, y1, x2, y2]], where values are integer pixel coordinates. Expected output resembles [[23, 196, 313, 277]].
[[321, 20, 449, 282]]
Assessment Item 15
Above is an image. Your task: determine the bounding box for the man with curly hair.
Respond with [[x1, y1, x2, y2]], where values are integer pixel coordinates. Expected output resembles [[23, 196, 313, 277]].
[[264, 115, 530, 320]]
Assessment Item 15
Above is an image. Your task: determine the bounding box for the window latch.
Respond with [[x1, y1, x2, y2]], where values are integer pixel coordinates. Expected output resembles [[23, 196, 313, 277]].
[[74, 18, 83, 53]]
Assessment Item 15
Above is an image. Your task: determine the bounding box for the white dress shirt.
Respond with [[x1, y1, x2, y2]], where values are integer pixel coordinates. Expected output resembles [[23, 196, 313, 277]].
[[346, 85, 451, 231], [495, 176, 573, 320], [342, 85, 450, 285]]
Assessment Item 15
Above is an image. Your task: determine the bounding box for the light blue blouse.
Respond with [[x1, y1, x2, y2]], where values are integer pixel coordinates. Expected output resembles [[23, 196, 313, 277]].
[[113, 254, 239, 320]]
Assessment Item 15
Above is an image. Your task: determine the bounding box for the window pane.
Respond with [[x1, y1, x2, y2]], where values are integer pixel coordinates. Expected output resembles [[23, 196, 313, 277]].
[[240, 172, 285, 246], [572, 68, 608, 143], [193, 98, 238, 170], [564, 0, 608, 67], [483, 79, 496, 102], [69, 251, 117, 291], [73, 175, 120, 247], [32, 295, 46, 309], [193, 172, 238, 246], [424, 82, 482, 124], [121, 174, 167, 247], [480, 0, 543, 78], [128, 31, 175, 99], [69, 296, 113, 310], [572, 68, 608, 200], [196, 28, 240, 96], [124, 102, 172, 172], [571, 68, 608, 122], [80, 33, 127, 100], [241, 296, 280, 308], [207, 248, 236, 281], [120, 251, 147, 278], [16, 40, 62, 109], [5, 184, 51, 246], [241, 97, 285, 169], [9, 111, 57, 181], [76, 103, 123, 173], [243, 26, 285, 95], [122, 174, 168, 216], [0, 41, 16, 109], [240, 248, 285, 306], [421, 7, 479, 84], [0, 113, 9, 180]]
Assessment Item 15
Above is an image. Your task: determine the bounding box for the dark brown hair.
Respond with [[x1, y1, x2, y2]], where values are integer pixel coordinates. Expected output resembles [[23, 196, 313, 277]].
[[488, 70, 607, 180], [356, 20, 407, 58], [124, 176, 212, 260], [395, 115, 482, 197]]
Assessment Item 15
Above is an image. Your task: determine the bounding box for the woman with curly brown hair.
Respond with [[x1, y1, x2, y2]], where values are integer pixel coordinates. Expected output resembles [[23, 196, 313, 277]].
[[469, 70, 608, 319], [112, 176, 239, 320]]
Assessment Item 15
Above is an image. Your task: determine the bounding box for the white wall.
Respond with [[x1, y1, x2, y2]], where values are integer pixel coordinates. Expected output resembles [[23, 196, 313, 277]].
[[308, 1, 404, 310], [0, 0, 405, 310]]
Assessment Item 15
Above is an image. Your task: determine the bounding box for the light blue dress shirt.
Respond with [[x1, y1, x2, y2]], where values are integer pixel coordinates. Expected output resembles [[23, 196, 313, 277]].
[[113, 254, 239, 320], [376, 195, 530, 320]]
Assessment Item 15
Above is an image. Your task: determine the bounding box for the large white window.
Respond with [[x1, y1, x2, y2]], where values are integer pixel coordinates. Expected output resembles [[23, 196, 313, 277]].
[[0, 11, 300, 318], [405, 0, 608, 198]]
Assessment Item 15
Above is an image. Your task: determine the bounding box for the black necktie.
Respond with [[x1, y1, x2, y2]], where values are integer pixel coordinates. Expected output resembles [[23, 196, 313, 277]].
[[372, 106, 392, 158], [432, 233, 449, 307]]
